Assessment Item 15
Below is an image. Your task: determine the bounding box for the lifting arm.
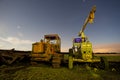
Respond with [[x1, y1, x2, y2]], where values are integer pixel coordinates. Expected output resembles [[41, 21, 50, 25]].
[[78, 5, 96, 37]]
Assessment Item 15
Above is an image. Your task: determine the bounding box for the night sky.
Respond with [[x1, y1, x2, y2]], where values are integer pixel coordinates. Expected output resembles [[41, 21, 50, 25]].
[[0, 0, 120, 52]]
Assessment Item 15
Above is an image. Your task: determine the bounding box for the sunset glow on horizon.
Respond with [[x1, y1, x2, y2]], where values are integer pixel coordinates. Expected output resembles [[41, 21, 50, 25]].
[[93, 43, 120, 53]]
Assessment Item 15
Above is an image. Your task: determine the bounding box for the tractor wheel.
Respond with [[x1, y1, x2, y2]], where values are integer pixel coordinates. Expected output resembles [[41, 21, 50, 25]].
[[68, 48, 73, 69], [52, 54, 61, 68], [100, 57, 109, 70], [68, 56, 73, 69]]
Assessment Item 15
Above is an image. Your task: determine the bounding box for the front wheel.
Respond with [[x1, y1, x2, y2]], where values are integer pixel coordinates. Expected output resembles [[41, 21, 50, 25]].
[[68, 55, 73, 69], [68, 49, 73, 69]]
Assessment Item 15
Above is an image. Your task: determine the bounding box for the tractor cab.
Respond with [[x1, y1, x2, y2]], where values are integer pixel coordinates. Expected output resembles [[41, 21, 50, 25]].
[[44, 34, 61, 53]]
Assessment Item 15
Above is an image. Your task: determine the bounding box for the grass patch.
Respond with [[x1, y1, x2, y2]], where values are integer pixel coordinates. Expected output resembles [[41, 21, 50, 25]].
[[0, 64, 120, 80]]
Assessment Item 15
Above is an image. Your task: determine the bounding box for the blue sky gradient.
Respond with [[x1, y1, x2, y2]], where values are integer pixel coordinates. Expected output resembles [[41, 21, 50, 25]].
[[0, 0, 120, 52]]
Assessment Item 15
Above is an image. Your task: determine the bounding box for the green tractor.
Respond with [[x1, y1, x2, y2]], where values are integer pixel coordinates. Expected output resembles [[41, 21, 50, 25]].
[[68, 5, 109, 69]]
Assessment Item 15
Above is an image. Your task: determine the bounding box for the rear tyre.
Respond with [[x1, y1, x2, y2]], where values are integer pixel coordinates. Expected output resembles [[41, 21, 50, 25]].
[[100, 57, 109, 70], [52, 54, 61, 68]]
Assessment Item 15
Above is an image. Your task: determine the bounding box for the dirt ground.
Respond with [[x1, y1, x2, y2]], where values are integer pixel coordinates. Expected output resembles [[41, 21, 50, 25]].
[[0, 63, 120, 80]]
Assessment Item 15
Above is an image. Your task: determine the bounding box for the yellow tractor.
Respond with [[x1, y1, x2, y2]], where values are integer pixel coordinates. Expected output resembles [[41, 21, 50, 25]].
[[31, 34, 61, 68], [68, 5, 100, 69]]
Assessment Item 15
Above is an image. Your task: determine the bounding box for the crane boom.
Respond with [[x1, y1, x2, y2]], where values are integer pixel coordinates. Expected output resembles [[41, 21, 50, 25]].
[[78, 5, 96, 37]]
